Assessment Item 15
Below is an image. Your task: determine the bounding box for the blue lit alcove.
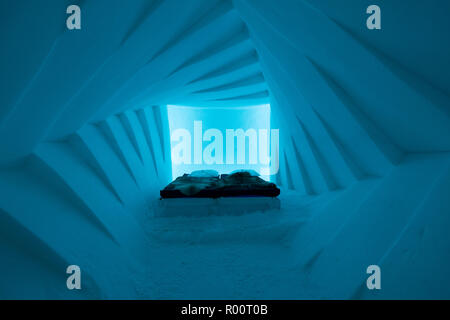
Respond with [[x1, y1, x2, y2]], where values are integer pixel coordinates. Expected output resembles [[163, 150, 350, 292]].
[[168, 104, 272, 180]]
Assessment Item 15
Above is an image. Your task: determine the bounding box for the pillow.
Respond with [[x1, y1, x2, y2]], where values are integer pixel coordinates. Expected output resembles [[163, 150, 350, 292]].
[[189, 170, 220, 178], [230, 169, 260, 177]]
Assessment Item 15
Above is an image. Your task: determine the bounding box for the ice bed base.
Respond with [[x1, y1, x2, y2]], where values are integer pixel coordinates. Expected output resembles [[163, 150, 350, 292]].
[[155, 197, 280, 217]]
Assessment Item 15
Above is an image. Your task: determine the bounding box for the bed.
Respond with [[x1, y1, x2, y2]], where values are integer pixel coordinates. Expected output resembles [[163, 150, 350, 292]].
[[157, 170, 280, 217]]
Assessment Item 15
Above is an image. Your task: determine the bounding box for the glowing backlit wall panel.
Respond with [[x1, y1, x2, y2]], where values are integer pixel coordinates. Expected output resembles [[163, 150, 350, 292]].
[[167, 104, 272, 179]]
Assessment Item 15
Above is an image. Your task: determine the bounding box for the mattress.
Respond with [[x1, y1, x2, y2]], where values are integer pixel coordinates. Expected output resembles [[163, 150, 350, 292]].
[[160, 170, 280, 199]]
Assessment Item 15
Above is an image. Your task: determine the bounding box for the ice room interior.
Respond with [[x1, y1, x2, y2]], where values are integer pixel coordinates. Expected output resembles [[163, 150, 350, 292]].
[[0, 0, 449, 299]]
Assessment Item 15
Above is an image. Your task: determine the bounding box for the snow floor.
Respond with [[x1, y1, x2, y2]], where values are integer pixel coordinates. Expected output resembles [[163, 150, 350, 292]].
[[134, 189, 344, 299]]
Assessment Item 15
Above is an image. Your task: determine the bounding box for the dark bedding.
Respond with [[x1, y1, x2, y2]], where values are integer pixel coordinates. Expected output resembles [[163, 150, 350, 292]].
[[160, 171, 280, 198]]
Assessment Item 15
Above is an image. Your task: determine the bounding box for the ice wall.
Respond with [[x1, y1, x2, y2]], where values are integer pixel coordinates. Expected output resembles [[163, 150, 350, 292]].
[[167, 104, 272, 179]]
